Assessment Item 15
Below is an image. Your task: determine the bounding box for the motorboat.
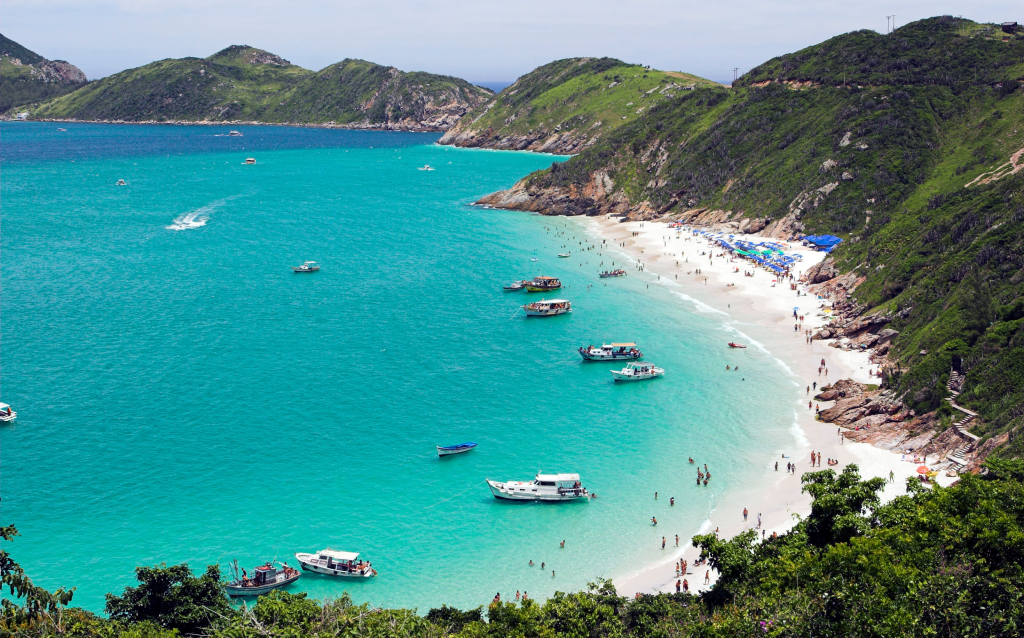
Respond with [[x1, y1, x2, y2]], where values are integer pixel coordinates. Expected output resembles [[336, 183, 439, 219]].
[[0, 403, 16, 423], [56, 128, 67, 131], [558, 253, 570, 258], [292, 261, 320, 273], [228, 130, 243, 137], [611, 362, 664, 381], [417, 165, 435, 171], [525, 276, 562, 292], [523, 299, 571, 317], [116, 179, 126, 186], [503, 280, 528, 291], [530, 258, 539, 262], [579, 343, 642, 361], [728, 342, 747, 348], [244, 158, 256, 164], [294, 549, 376, 578], [437, 442, 478, 457], [486, 472, 589, 501], [225, 560, 301, 597], [599, 269, 626, 278]]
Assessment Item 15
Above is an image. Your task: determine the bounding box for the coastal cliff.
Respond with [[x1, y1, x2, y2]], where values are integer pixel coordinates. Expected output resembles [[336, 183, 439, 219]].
[[1, 34, 87, 111], [15, 46, 492, 130], [479, 17, 1024, 466]]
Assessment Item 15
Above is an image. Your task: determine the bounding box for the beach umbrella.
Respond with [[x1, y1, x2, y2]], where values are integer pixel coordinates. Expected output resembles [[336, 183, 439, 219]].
[[916, 466, 930, 474]]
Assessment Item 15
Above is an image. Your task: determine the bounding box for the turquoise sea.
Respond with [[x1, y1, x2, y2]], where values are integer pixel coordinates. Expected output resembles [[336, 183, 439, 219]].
[[1, 123, 798, 612]]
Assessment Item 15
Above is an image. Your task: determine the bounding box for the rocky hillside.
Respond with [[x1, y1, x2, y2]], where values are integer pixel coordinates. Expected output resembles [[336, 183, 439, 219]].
[[478, 17, 1024, 464], [18, 46, 492, 130], [438, 57, 718, 153], [1, 34, 86, 112]]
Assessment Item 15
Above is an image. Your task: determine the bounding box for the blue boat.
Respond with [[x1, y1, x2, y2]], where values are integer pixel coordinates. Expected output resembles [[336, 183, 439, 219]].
[[437, 442, 478, 457]]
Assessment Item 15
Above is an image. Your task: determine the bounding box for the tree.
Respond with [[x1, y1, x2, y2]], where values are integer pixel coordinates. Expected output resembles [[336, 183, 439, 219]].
[[0, 524, 76, 633], [801, 464, 886, 547], [105, 563, 234, 635]]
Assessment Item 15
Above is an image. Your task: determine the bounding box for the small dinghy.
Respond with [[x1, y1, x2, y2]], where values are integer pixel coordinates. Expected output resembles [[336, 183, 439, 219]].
[[437, 442, 477, 457], [599, 269, 626, 278], [295, 549, 376, 578], [0, 403, 16, 423], [728, 342, 747, 348], [611, 362, 664, 382], [503, 280, 528, 291], [225, 560, 300, 597], [558, 253, 570, 258]]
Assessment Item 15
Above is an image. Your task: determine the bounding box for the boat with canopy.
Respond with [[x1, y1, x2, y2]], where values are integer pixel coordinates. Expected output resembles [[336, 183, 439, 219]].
[[294, 549, 377, 578]]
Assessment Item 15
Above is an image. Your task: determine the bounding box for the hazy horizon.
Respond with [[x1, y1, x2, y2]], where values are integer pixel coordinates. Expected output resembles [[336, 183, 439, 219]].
[[4, 1, 1020, 85]]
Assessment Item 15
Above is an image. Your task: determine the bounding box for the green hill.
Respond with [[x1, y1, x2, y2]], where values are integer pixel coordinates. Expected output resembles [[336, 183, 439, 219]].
[[438, 57, 720, 153], [20, 46, 492, 129], [479, 17, 1024, 460], [0, 34, 86, 112]]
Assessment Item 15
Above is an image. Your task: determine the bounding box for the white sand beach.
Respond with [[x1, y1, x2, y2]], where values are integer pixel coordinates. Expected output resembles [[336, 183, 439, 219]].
[[569, 215, 939, 596]]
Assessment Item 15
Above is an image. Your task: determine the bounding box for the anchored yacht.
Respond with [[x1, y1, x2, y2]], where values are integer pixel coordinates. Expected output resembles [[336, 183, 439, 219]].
[[611, 362, 664, 381], [294, 549, 376, 578], [523, 299, 571, 316], [225, 560, 300, 597], [578, 343, 642, 361], [487, 472, 589, 501]]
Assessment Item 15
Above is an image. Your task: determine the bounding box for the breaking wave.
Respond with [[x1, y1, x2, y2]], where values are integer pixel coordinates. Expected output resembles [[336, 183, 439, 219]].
[[166, 193, 247, 231]]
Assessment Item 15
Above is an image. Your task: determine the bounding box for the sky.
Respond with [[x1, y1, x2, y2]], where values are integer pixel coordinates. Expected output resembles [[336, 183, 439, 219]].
[[3, 1, 1021, 85]]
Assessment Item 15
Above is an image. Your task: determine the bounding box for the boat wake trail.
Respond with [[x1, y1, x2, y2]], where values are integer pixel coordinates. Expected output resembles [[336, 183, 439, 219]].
[[167, 193, 247, 231]]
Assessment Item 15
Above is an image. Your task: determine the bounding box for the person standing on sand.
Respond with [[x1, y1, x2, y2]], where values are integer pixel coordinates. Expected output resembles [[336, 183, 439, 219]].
[[743, 508, 748, 521], [890, 470, 895, 483], [705, 571, 710, 585], [662, 537, 666, 549], [775, 461, 778, 471], [683, 578, 689, 592], [757, 513, 761, 528], [675, 534, 679, 546], [676, 579, 681, 593]]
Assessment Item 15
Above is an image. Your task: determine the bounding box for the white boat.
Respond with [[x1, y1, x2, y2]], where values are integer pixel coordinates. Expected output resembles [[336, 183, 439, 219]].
[[523, 299, 571, 316], [417, 165, 435, 171], [0, 403, 16, 422], [503, 280, 528, 291], [292, 261, 320, 273], [294, 549, 376, 578], [116, 179, 126, 186], [579, 343, 642, 361], [244, 158, 256, 164], [228, 130, 243, 137], [56, 128, 67, 131], [611, 362, 664, 381], [225, 560, 301, 597], [437, 442, 477, 456], [558, 253, 570, 258], [486, 472, 589, 501]]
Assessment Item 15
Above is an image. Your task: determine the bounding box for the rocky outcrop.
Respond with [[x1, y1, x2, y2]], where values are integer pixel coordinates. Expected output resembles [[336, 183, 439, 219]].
[[438, 125, 597, 154], [32, 59, 86, 84]]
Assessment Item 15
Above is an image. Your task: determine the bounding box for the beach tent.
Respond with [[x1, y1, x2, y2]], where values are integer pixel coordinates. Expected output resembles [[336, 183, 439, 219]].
[[804, 235, 844, 252]]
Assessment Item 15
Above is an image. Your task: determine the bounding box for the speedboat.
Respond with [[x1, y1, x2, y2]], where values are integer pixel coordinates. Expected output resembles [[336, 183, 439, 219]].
[[611, 362, 664, 381], [530, 258, 539, 262], [228, 130, 243, 137], [579, 343, 642, 361], [244, 158, 256, 164], [437, 442, 477, 457], [116, 179, 126, 186], [56, 128, 67, 131], [599, 269, 626, 278], [523, 299, 571, 317], [225, 560, 301, 597], [292, 261, 320, 273], [558, 253, 570, 258], [0, 403, 16, 423], [728, 342, 747, 348], [525, 276, 561, 292], [294, 549, 376, 578], [417, 165, 435, 171], [503, 280, 528, 291], [486, 472, 589, 501]]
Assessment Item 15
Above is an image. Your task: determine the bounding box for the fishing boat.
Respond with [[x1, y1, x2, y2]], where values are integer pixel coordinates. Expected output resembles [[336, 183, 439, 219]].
[[558, 253, 570, 258], [244, 158, 256, 164], [228, 130, 243, 137], [116, 179, 126, 186], [437, 442, 477, 457], [225, 560, 301, 597], [503, 280, 528, 291], [523, 299, 571, 317], [578, 343, 642, 361], [0, 403, 16, 423], [294, 549, 376, 578], [728, 342, 747, 348], [417, 165, 435, 171], [611, 362, 664, 382], [599, 269, 626, 278], [487, 472, 589, 501], [292, 261, 320, 273], [525, 276, 562, 292]]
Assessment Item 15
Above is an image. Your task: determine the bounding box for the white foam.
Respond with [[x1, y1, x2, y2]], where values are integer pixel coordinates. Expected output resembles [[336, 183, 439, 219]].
[[788, 408, 809, 448], [166, 193, 246, 231]]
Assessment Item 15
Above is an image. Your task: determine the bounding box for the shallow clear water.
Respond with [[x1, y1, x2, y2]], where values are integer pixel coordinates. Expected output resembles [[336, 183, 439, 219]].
[[1, 122, 797, 612]]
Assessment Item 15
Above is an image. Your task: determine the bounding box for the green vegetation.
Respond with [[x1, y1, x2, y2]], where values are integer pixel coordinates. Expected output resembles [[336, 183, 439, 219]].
[[439, 57, 720, 152], [1, 34, 86, 112], [509, 18, 1024, 451], [6, 462, 1024, 636], [19, 46, 491, 128]]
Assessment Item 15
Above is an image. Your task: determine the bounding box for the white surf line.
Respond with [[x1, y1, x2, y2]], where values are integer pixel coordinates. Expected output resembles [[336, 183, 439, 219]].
[[167, 192, 250, 231]]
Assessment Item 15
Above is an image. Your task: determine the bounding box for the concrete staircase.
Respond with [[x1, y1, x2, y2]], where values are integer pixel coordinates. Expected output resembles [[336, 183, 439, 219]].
[[944, 371, 979, 472]]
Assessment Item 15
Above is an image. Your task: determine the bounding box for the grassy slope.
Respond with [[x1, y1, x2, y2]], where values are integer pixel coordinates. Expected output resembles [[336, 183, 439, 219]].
[[0, 34, 84, 111], [524, 17, 1024, 452], [443, 57, 720, 146]]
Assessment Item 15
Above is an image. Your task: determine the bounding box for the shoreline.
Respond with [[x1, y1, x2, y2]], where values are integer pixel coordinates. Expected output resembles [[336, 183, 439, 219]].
[[567, 215, 938, 596], [3, 118, 448, 133]]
